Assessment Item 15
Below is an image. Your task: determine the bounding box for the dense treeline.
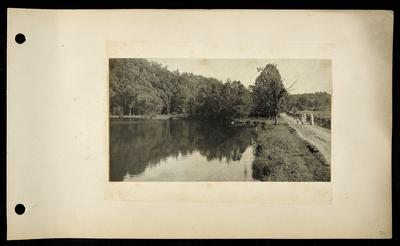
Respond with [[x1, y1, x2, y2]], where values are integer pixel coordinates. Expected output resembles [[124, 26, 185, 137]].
[[110, 58, 186, 115], [110, 58, 330, 122], [284, 92, 331, 113], [110, 58, 251, 122]]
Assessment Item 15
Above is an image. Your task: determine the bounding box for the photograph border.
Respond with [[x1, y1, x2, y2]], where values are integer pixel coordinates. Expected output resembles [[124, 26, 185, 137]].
[[1, 0, 398, 244]]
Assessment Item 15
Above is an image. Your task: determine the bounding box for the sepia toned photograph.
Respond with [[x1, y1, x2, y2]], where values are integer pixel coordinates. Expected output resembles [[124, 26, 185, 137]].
[[109, 58, 332, 182], [6, 8, 393, 239]]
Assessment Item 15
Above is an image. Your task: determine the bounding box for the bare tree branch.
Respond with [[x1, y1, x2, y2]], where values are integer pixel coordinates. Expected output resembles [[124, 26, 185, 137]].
[[286, 80, 297, 92]]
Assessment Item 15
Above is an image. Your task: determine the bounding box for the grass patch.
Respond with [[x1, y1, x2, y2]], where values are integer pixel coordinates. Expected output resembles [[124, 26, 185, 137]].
[[252, 121, 330, 182]]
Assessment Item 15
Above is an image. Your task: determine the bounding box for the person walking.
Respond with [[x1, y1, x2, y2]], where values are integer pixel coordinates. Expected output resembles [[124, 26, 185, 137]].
[[310, 113, 314, 125], [297, 114, 301, 125]]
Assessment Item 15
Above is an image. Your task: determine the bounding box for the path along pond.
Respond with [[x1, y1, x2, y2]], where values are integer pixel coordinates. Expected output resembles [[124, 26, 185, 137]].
[[109, 118, 261, 181]]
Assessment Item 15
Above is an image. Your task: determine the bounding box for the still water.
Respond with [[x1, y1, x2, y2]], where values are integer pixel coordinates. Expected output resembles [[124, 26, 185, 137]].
[[109, 119, 257, 181]]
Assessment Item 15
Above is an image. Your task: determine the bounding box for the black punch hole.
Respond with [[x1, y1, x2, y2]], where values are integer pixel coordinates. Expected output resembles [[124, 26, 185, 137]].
[[15, 204, 25, 215], [15, 33, 26, 44]]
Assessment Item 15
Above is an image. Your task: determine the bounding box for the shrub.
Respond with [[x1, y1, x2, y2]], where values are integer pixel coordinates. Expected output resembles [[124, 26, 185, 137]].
[[252, 159, 271, 181]]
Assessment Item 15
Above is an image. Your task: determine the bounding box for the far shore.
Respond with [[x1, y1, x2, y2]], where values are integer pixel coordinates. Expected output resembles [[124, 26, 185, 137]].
[[110, 114, 276, 123], [110, 114, 190, 120]]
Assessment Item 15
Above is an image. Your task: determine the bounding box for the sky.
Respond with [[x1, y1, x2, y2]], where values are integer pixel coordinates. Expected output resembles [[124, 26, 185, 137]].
[[149, 58, 332, 94]]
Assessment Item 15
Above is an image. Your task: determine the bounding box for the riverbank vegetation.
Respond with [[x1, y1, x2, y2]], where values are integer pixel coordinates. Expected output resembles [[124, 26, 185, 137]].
[[110, 58, 252, 122], [110, 59, 330, 124], [109, 58, 331, 181], [251, 120, 330, 181]]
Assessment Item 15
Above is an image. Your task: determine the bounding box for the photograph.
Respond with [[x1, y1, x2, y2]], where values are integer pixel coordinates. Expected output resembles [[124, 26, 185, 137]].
[[109, 58, 332, 182], [6, 8, 393, 239]]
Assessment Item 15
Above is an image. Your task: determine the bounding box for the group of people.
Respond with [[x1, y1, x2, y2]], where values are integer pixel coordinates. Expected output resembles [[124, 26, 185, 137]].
[[296, 113, 314, 125]]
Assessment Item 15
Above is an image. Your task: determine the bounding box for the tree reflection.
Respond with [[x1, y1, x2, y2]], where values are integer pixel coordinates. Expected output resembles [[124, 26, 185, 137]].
[[109, 119, 254, 181]]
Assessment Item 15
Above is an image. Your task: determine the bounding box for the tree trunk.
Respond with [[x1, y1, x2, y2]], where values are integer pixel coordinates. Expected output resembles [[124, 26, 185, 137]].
[[166, 103, 170, 114], [274, 109, 279, 125]]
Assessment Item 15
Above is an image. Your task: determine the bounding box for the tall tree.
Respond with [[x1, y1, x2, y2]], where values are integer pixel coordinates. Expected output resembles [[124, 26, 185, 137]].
[[251, 64, 287, 125]]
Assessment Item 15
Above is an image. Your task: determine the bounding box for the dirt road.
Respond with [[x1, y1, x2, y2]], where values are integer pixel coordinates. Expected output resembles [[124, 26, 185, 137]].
[[280, 113, 331, 165]]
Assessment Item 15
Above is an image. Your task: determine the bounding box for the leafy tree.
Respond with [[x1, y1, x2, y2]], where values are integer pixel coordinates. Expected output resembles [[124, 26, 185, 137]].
[[251, 64, 287, 125], [222, 80, 252, 119], [134, 93, 163, 115], [193, 79, 252, 122], [109, 58, 252, 121]]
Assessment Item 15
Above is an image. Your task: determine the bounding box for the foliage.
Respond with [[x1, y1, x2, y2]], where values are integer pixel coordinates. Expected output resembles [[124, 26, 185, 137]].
[[283, 92, 331, 113], [109, 59, 251, 121], [110, 59, 329, 125], [193, 79, 252, 122], [110, 59, 176, 115], [249, 64, 287, 125]]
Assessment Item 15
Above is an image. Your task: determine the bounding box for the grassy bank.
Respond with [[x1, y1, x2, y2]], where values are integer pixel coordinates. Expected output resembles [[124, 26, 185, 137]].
[[251, 120, 330, 182]]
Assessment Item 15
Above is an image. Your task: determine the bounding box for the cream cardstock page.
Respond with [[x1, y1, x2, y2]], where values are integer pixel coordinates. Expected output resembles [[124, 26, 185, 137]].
[[7, 9, 392, 239]]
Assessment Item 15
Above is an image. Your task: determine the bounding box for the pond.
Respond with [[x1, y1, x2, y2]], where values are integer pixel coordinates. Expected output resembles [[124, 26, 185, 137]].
[[109, 119, 257, 181]]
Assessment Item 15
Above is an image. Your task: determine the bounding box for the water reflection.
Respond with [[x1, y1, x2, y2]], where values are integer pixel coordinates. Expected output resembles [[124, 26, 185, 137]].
[[109, 119, 255, 181]]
